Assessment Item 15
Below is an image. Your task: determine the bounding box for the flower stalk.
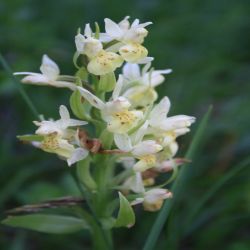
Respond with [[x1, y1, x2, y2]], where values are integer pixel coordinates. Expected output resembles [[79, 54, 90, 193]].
[[4, 16, 196, 249]]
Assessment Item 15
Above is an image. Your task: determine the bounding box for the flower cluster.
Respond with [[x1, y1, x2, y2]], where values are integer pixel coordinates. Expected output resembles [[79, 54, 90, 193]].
[[15, 17, 195, 213]]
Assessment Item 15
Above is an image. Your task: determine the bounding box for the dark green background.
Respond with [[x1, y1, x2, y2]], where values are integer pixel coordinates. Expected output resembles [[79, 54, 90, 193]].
[[0, 0, 250, 249]]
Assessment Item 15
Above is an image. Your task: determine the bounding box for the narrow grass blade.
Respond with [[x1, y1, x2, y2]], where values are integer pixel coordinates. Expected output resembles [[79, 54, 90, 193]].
[[185, 156, 250, 228], [143, 106, 213, 250], [0, 53, 39, 118]]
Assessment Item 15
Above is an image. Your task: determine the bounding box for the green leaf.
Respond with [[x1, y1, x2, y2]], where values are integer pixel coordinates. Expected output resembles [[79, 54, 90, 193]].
[[77, 158, 97, 190], [143, 106, 213, 250], [185, 156, 250, 226], [115, 192, 135, 228], [17, 134, 44, 142], [98, 72, 116, 92], [2, 214, 89, 234], [70, 89, 91, 120]]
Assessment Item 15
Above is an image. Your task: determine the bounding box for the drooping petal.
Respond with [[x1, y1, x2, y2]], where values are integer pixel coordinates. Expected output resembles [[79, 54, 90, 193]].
[[114, 134, 133, 152], [40, 55, 60, 80], [77, 86, 105, 109], [14, 72, 42, 76], [50, 80, 76, 91], [20, 74, 50, 85], [67, 148, 89, 166]]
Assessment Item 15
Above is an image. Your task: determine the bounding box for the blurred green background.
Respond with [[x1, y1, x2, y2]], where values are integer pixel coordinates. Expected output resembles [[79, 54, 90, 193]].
[[0, 0, 250, 249]]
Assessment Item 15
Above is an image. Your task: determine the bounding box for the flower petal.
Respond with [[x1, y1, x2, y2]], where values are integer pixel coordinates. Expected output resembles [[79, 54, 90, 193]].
[[84, 23, 92, 37], [104, 18, 123, 39], [136, 57, 154, 64], [40, 54, 60, 80], [67, 148, 89, 166], [77, 86, 105, 109], [112, 74, 124, 100], [114, 134, 132, 152], [149, 97, 171, 127], [132, 120, 149, 145], [59, 105, 70, 120], [21, 74, 50, 85], [122, 63, 140, 81], [132, 140, 162, 156]]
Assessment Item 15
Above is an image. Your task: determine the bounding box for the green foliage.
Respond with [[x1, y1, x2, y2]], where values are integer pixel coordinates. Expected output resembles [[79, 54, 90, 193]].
[[2, 214, 89, 234], [114, 192, 135, 228]]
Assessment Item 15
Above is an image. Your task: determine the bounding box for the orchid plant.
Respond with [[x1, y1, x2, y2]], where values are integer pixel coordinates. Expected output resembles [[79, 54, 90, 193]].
[[3, 16, 195, 249]]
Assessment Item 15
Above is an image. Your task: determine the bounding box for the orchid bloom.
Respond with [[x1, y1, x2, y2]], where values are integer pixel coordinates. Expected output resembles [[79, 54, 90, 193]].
[[14, 55, 76, 91], [123, 172, 145, 193], [121, 63, 172, 107], [114, 121, 162, 172], [75, 24, 103, 58], [131, 188, 172, 212], [147, 97, 196, 145], [77, 75, 143, 134], [75, 24, 123, 75], [33, 105, 88, 166], [100, 17, 153, 64]]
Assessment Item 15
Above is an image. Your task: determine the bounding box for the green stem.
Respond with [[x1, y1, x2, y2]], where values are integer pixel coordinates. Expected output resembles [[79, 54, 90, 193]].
[[0, 53, 40, 119], [71, 168, 112, 250]]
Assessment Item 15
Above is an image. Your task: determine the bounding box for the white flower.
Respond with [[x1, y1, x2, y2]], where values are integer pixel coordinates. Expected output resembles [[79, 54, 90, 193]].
[[155, 158, 189, 172], [14, 55, 76, 91], [122, 63, 172, 87], [100, 17, 153, 63], [101, 16, 152, 44], [75, 24, 103, 58], [121, 63, 172, 107], [148, 97, 196, 141], [75, 23, 123, 75], [34, 105, 87, 135], [33, 105, 88, 166], [123, 172, 145, 193], [114, 121, 162, 172], [77, 75, 143, 134], [131, 188, 172, 211]]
